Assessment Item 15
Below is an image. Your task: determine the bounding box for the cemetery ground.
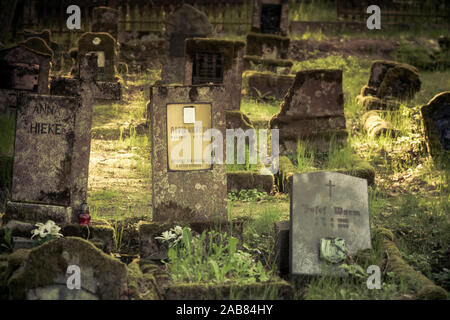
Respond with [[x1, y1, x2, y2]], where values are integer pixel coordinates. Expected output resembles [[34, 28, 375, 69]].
[[1, 30, 449, 300]]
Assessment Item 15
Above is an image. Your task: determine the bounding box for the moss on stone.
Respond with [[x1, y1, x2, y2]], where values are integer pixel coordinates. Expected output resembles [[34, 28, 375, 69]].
[[20, 37, 53, 58], [244, 55, 293, 68], [6, 237, 127, 300], [377, 66, 421, 100], [126, 259, 160, 300], [378, 230, 447, 299], [245, 32, 290, 58]]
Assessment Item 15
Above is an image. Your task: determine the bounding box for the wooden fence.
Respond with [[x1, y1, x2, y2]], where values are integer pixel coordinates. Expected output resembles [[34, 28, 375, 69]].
[[13, 0, 254, 35], [337, 0, 450, 24]]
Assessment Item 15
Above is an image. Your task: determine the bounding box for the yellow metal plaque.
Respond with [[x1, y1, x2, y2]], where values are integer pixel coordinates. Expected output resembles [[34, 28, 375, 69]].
[[167, 103, 212, 171]]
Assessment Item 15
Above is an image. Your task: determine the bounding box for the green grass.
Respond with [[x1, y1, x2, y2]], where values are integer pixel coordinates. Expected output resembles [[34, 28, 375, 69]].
[[240, 97, 280, 123], [162, 227, 275, 285], [290, 0, 336, 22]]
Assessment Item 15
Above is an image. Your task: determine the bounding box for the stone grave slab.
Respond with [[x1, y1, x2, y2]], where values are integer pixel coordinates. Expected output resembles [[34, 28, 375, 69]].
[[161, 4, 213, 84], [0, 38, 52, 94], [270, 69, 347, 154], [290, 172, 371, 275], [4, 55, 96, 225], [421, 91, 450, 160], [149, 85, 228, 222], [184, 39, 246, 111]]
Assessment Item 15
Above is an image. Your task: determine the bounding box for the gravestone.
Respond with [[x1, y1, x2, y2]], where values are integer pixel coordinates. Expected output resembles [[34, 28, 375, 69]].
[[290, 172, 371, 275], [23, 29, 60, 70], [270, 69, 347, 154], [252, 0, 289, 36], [161, 5, 213, 84], [3, 54, 97, 225], [6, 237, 128, 300], [421, 91, 450, 160], [356, 60, 421, 110], [149, 85, 227, 222], [77, 32, 121, 100], [92, 7, 119, 41], [184, 39, 246, 111], [0, 38, 53, 94]]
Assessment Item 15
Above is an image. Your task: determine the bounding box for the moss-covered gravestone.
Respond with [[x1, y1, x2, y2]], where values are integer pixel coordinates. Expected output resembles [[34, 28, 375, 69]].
[[243, 70, 295, 100], [356, 60, 421, 110], [421, 91, 450, 162], [161, 4, 213, 84], [149, 85, 227, 222], [78, 32, 117, 82], [270, 69, 347, 154], [3, 54, 97, 225], [6, 237, 128, 300], [0, 38, 53, 94], [23, 29, 60, 71], [184, 39, 246, 111], [252, 0, 289, 36], [77, 32, 121, 100], [92, 7, 119, 41]]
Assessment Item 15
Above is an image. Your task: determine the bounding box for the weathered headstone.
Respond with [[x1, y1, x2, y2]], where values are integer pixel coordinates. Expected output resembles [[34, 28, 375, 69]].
[[0, 38, 53, 94], [6, 237, 128, 300], [149, 85, 227, 222], [77, 32, 121, 100], [421, 91, 450, 160], [184, 39, 246, 111], [356, 60, 421, 110], [161, 5, 213, 84], [270, 69, 347, 154], [23, 29, 61, 71], [290, 172, 371, 275], [3, 54, 97, 225], [243, 70, 295, 100], [252, 0, 289, 36], [92, 7, 119, 41]]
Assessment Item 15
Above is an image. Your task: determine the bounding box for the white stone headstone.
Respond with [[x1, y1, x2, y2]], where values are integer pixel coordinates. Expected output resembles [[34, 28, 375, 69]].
[[290, 171, 371, 275]]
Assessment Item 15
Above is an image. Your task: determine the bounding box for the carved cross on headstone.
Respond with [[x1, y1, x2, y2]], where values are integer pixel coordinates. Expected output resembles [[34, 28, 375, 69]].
[[326, 180, 336, 198]]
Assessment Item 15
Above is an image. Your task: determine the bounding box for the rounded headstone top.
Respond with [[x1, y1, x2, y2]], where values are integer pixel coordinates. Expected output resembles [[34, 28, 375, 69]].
[[165, 4, 213, 36]]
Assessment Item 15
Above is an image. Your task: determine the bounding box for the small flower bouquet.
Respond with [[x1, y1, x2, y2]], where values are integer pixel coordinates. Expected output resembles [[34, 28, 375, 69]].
[[31, 220, 64, 245]]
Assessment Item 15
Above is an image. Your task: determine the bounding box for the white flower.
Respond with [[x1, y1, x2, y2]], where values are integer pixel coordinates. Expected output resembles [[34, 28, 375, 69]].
[[155, 230, 176, 242], [31, 220, 63, 239]]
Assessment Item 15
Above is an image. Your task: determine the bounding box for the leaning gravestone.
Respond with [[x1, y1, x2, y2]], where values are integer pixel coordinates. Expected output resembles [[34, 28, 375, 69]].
[[6, 237, 128, 300], [149, 85, 227, 222], [3, 54, 97, 225], [356, 60, 421, 110], [421, 91, 450, 160], [161, 4, 213, 84], [270, 69, 347, 154], [290, 172, 371, 275]]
